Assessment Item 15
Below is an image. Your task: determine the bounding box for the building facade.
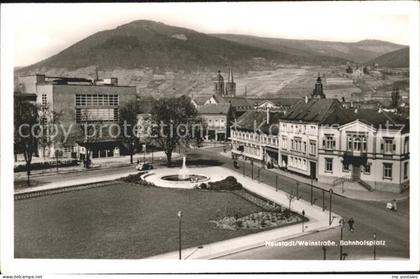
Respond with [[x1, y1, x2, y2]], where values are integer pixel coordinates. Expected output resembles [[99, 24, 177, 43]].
[[17, 74, 137, 160], [197, 103, 233, 141], [318, 110, 409, 193]]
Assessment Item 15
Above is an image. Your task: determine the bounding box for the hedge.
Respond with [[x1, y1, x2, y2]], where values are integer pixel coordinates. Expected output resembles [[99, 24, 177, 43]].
[[14, 159, 79, 172]]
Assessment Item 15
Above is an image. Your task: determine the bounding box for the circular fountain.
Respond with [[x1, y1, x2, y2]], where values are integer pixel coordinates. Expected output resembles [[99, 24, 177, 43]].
[[141, 155, 212, 189]]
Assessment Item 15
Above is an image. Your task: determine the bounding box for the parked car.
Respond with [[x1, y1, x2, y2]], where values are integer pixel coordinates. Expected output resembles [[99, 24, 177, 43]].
[[136, 162, 154, 171]]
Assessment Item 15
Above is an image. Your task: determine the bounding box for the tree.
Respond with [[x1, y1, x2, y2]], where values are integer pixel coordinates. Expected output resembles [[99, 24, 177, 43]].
[[119, 102, 139, 164], [151, 95, 201, 166], [37, 104, 63, 160], [14, 98, 38, 186]]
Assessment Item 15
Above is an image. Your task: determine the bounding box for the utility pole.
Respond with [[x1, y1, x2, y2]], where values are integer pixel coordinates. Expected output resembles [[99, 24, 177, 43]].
[[339, 219, 345, 260], [177, 211, 183, 260], [373, 232, 377, 260], [329, 189, 333, 225], [310, 179, 314, 205], [301, 210, 306, 232]]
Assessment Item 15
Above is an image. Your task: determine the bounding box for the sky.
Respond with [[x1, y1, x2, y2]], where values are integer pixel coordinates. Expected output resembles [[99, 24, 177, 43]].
[[5, 2, 412, 67]]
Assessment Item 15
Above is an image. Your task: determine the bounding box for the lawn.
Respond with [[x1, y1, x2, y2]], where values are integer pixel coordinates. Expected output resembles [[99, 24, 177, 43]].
[[15, 181, 269, 259]]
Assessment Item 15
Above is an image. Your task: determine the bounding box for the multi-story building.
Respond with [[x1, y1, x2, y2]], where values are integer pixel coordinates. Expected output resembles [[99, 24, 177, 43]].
[[278, 97, 347, 179], [231, 109, 282, 167], [318, 109, 409, 193], [197, 103, 233, 141], [17, 74, 137, 160]]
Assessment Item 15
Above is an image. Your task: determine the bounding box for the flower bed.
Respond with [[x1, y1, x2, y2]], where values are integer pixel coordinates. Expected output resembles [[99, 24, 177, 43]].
[[210, 210, 302, 231]]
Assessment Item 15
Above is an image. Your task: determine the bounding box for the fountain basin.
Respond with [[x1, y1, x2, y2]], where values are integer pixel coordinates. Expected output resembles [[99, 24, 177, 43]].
[[141, 167, 226, 189], [161, 175, 209, 182]]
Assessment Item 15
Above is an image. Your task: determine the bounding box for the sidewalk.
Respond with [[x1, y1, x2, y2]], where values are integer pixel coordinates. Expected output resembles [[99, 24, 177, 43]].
[[14, 170, 139, 195], [220, 150, 409, 202], [14, 152, 180, 179], [147, 166, 341, 259]]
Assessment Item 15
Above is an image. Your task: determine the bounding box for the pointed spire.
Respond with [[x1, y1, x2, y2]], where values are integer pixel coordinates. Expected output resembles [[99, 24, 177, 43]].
[[228, 68, 234, 83]]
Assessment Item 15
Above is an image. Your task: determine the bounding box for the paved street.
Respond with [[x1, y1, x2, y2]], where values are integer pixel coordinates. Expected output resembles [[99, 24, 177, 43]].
[[16, 146, 409, 260], [192, 147, 410, 260]]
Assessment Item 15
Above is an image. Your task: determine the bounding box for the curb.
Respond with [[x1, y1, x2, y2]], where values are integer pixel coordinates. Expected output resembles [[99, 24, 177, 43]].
[[14, 180, 121, 200], [208, 225, 339, 259]]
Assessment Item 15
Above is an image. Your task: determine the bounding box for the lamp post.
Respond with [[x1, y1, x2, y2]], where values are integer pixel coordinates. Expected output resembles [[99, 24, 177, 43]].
[[275, 175, 278, 192], [310, 179, 314, 205], [373, 232, 377, 260], [143, 144, 146, 163], [301, 210, 306, 232], [322, 245, 326, 260], [177, 211, 183, 260], [339, 218, 345, 260], [329, 189, 333, 225], [151, 145, 154, 164], [258, 167, 261, 183]]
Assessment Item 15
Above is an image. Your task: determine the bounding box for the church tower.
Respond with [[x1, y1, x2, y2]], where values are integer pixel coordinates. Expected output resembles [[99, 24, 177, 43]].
[[312, 73, 326, 99], [214, 70, 225, 96], [225, 68, 236, 96]]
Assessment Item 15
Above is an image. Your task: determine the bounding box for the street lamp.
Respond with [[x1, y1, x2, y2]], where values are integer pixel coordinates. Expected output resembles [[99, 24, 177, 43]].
[[310, 179, 314, 205], [322, 245, 327, 260], [275, 175, 278, 192], [301, 210, 306, 232], [329, 189, 333, 225], [339, 218, 345, 260], [373, 232, 377, 260], [177, 211, 183, 260]]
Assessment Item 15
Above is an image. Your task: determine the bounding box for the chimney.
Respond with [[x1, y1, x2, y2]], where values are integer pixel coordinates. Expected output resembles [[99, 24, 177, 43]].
[[266, 107, 270, 124], [305, 96, 309, 104]]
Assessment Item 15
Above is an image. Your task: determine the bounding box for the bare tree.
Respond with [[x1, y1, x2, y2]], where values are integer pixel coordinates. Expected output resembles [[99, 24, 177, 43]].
[[14, 98, 38, 186]]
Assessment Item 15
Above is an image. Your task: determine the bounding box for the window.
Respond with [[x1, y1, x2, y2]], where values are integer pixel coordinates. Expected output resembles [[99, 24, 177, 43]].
[[404, 137, 409, 153], [303, 141, 307, 153], [364, 164, 371, 175], [347, 134, 367, 152], [41, 94, 47, 106], [75, 94, 119, 107], [382, 138, 395, 153], [309, 140, 316, 155], [383, 163, 393, 179], [404, 162, 409, 179], [282, 136, 288, 149], [325, 158, 333, 172], [324, 135, 336, 150]]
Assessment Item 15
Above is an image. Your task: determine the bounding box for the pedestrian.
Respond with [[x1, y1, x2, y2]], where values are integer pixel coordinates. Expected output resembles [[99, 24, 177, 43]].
[[392, 199, 398, 211], [348, 217, 355, 232]]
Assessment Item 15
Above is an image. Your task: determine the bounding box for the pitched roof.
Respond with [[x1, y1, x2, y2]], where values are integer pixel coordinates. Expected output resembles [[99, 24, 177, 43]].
[[345, 109, 409, 132], [192, 95, 211, 106], [248, 97, 301, 107], [222, 96, 252, 108], [236, 110, 284, 135], [283, 98, 344, 123], [197, 103, 231, 115]]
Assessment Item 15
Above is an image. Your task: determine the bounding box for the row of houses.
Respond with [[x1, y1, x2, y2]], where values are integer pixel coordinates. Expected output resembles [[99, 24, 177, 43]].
[[231, 97, 409, 193]]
